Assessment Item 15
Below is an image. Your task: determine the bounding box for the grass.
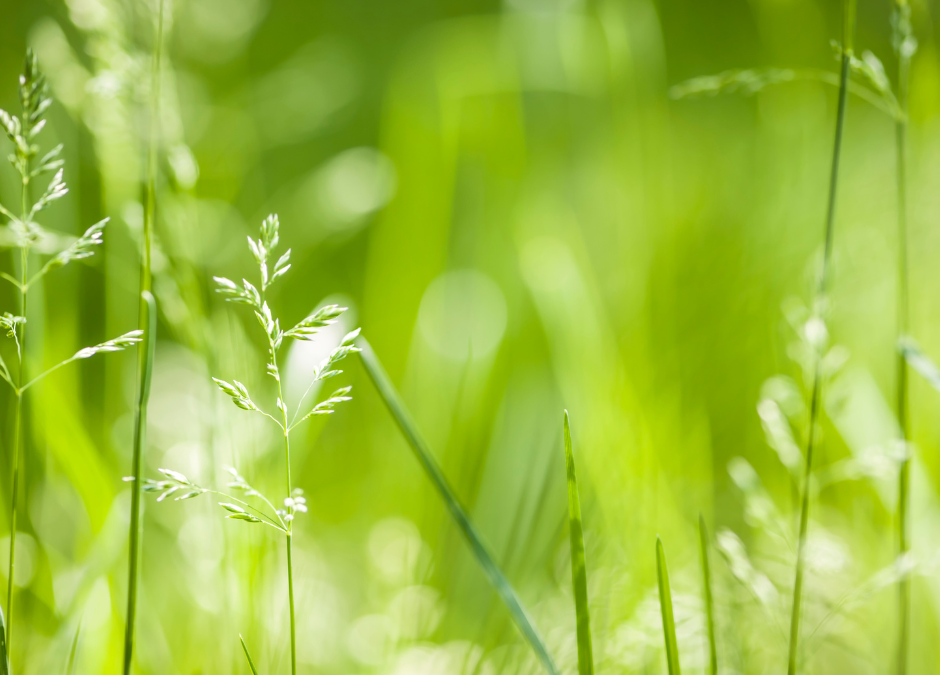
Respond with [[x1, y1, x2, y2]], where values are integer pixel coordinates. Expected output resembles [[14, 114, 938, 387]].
[[0, 1, 936, 672], [145, 215, 359, 675], [123, 3, 164, 670], [699, 514, 717, 675], [562, 411, 593, 675], [359, 338, 559, 675], [892, 3, 914, 672], [786, 3, 857, 673], [0, 51, 141, 669], [656, 537, 681, 675]]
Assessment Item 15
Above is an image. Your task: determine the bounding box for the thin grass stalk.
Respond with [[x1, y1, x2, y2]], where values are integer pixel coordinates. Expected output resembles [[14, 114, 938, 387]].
[[65, 618, 82, 675], [698, 514, 717, 675], [122, 2, 164, 672], [786, 2, 856, 673], [656, 537, 681, 675], [273, 349, 297, 675], [893, 5, 913, 673], [240, 634, 261, 675], [5, 63, 38, 652], [563, 411, 593, 675], [358, 338, 559, 675]]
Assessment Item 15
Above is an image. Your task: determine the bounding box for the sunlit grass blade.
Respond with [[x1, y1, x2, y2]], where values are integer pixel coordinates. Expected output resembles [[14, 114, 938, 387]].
[[122, 290, 158, 675], [66, 617, 82, 675], [899, 339, 940, 393], [787, 3, 856, 673], [0, 603, 8, 675], [563, 411, 593, 675], [698, 514, 717, 675], [359, 338, 558, 675], [240, 634, 260, 675], [656, 536, 681, 675]]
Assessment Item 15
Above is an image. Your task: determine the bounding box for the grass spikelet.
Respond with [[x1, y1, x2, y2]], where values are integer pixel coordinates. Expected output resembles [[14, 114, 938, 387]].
[[359, 337, 559, 675], [563, 411, 593, 675], [656, 536, 681, 675]]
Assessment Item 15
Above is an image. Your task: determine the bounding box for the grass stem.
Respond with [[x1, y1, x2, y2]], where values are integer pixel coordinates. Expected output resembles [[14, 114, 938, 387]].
[[699, 514, 717, 675], [893, 3, 912, 672], [563, 411, 593, 675], [786, 3, 856, 673], [122, 2, 164, 672]]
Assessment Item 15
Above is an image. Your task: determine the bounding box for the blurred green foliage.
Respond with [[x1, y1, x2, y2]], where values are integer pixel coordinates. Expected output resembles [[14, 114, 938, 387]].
[[1, 0, 940, 673]]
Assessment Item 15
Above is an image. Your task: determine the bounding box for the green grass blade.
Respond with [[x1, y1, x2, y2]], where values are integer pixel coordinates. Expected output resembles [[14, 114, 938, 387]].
[[698, 515, 717, 675], [240, 634, 260, 675], [0, 603, 8, 675], [66, 617, 82, 675], [122, 290, 158, 675], [359, 338, 558, 675], [563, 411, 593, 675], [656, 536, 682, 675], [899, 338, 940, 393]]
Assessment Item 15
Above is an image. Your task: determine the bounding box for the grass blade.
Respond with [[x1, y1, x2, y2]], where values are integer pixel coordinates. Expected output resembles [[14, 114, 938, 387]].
[[65, 617, 82, 675], [787, 3, 856, 673], [359, 338, 558, 675], [656, 536, 681, 675], [240, 634, 260, 675], [563, 411, 593, 675], [698, 514, 717, 675], [0, 603, 8, 675], [122, 290, 158, 675]]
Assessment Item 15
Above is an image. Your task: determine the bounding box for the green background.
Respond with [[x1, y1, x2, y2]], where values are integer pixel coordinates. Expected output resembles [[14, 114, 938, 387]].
[[1, 0, 940, 672]]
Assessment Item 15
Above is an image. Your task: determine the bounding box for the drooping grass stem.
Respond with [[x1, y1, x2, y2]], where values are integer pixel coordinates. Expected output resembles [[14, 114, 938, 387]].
[[786, 2, 856, 673], [893, 2, 912, 672], [122, 2, 164, 672]]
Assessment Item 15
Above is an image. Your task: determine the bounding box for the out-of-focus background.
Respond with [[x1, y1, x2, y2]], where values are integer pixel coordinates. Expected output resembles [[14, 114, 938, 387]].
[[1, 0, 940, 672]]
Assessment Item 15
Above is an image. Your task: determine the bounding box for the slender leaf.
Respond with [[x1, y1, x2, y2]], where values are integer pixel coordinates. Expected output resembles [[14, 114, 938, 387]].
[[240, 634, 260, 675], [123, 290, 158, 675], [657, 536, 682, 675], [0, 603, 8, 675], [563, 411, 593, 675], [699, 514, 717, 675], [359, 338, 558, 675], [66, 617, 82, 675]]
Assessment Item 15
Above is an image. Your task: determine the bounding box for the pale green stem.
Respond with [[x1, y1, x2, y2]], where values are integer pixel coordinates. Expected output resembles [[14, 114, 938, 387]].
[[123, 2, 164, 672], [786, 3, 856, 673], [895, 6, 912, 672]]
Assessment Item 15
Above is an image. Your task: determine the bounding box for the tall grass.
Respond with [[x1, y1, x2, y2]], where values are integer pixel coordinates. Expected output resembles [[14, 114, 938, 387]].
[[699, 514, 717, 675], [786, 2, 857, 673], [892, 2, 915, 672], [123, 1, 165, 670], [359, 338, 559, 675], [656, 537, 681, 675], [562, 411, 593, 675], [0, 51, 141, 667]]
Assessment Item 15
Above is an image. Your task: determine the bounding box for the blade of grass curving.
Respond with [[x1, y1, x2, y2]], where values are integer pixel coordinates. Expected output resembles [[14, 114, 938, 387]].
[[656, 536, 681, 675], [65, 617, 82, 675], [893, 4, 914, 671], [698, 514, 717, 675], [122, 289, 157, 675], [563, 411, 593, 675], [123, 1, 163, 672], [787, 2, 856, 673], [358, 338, 558, 675], [239, 634, 260, 675]]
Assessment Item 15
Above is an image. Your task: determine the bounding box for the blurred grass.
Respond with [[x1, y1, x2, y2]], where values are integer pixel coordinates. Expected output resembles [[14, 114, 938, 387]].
[[0, 0, 938, 673]]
